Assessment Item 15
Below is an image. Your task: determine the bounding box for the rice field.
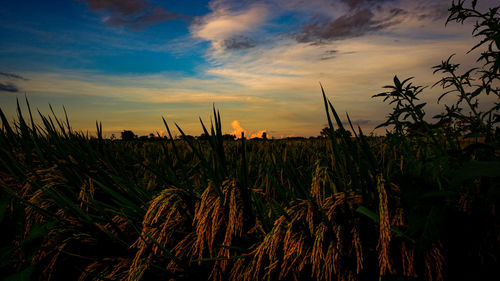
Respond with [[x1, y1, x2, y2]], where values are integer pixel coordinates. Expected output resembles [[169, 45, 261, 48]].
[[1, 1, 499, 280], [1, 89, 498, 281]]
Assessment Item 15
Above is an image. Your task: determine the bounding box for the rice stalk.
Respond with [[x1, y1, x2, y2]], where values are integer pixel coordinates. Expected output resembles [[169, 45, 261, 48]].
[[129, 187, 193, 279], [78, 257, 131, 281], [78, 178, 95, 213], [193, 180, 248, 280], [376, 174, 393, 276], [425, 240, 445, 281], [351, 223, 363, 274]]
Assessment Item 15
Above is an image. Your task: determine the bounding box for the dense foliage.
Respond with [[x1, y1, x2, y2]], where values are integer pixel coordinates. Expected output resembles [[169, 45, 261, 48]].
[[1, 1, 499, 280]]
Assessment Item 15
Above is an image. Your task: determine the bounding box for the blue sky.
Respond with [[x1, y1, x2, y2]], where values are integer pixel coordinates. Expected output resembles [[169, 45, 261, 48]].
[[0, 0, 497, 138]]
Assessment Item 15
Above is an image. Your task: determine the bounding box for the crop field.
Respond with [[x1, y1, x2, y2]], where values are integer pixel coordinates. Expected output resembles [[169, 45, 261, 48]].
[[1, 1, 499, 281]]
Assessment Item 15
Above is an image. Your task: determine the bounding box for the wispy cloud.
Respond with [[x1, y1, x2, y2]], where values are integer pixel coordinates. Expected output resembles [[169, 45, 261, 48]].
[[17, 70, 274, 104], [0, 82, 19, 92], [84, 0, 182, 29], [319, 49, 339, 60], [341, 0, 386, 10], [296, 8, 402, 43], [0, 71, 28, 93], [0, 71, 29, 81], [293, 0, 449, 44]]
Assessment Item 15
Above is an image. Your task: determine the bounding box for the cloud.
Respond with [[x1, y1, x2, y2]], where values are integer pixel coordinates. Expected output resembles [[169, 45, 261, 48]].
[[15, 70, 274, 104], [413, 3, 450, 22], [297, 8, 403, 43], [336, 118, 376, 127], [229, 120, 247, 139], [0, 82, 19, 92], [86, 0, 148, 15], [0, 71, 28, 80], [105, 7, 180, 29], [84, 0, 181, 29], [349, 119, 373, 125], [189, 0, 452, 51], [289, 0, 456, 44], [0, 71, 26, 93], [319, 49, 338, 60], [223, 35, 256, 50], [191, 3, 269, 52], [341, 0, 386, 10]]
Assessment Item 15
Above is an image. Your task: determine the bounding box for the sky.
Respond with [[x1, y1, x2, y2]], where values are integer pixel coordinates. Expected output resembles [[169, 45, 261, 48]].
[[0, 0, 497, 138]]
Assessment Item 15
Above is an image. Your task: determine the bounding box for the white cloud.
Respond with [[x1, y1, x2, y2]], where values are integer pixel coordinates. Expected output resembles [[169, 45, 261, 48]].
[[191, 3, 270, 52]]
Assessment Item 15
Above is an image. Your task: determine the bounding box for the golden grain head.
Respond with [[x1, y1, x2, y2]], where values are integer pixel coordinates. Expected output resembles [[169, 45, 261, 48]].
[[377, 174, 394, 276]]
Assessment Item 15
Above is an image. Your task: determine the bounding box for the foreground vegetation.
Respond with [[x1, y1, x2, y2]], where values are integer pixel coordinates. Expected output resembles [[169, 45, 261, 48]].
[[1, 1, 499, 280]]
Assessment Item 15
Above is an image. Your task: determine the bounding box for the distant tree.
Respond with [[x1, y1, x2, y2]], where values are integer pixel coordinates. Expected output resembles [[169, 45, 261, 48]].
[[177, 134, 194, 140], [262, 132, 267, 140], [197, 133, 210, 140], [320, 127, 329, 138], [320, 127, 352, 138], [121, 130, 136, 140], [139, 135, 149, 141], [337, 128, 352, 137]]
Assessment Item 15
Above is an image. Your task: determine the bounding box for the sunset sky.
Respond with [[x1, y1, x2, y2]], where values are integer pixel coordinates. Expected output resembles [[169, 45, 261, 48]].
[[0, 0, 496, 138]]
